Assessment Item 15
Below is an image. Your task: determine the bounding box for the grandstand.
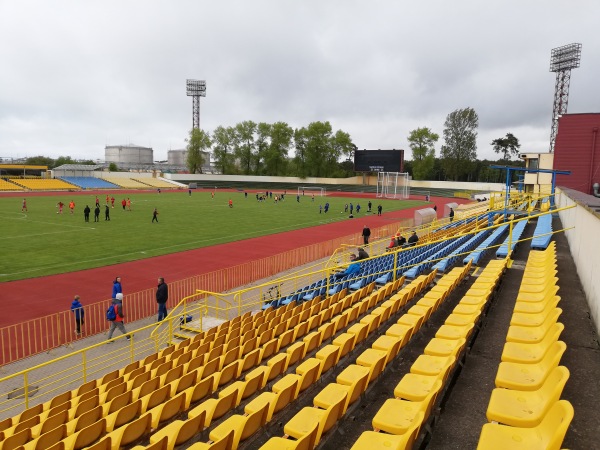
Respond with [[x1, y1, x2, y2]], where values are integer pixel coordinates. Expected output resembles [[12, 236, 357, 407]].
[[0, 179, 23, 191], [0, 192, 597, 449], [9, 178, 80, 191], [103, 177, 156, 189], [59, 177, 119, 189], [132, 178, 181, 189]]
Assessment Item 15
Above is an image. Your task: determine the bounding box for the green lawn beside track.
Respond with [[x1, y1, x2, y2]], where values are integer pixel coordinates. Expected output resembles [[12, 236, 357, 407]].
[[0, 192, 425, 281]]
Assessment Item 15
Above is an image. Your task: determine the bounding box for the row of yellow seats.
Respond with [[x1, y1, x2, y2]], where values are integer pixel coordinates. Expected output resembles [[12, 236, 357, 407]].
[[12, 179, 79, 190], [352, 259, 503, 450], [0, 179, 23, 190], [0, 287, 369, 450], [138, 278, 413, 450], [252, 274, 437, 450], [478, 243, 574, 449]]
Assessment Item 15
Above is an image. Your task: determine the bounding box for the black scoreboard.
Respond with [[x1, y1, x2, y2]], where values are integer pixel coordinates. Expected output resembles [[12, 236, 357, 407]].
[[354, 149, 404, 173]]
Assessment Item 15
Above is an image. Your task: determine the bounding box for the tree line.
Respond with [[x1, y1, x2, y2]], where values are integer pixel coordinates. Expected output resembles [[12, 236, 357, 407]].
[[187, 107, 525, 182]]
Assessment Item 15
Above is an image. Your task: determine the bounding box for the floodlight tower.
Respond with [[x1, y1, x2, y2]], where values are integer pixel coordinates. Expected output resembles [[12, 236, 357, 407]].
[[186, 79, 206, 130], [548, 43, 582, 152]]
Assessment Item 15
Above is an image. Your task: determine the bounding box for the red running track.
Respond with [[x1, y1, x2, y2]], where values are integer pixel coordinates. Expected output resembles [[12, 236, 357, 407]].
[[4, 196, 470, 328]]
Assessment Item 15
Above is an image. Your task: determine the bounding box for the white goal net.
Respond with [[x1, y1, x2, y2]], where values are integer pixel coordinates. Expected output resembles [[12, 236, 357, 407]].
[[298, 186, 326, 196], [376, 172, 410, 199]]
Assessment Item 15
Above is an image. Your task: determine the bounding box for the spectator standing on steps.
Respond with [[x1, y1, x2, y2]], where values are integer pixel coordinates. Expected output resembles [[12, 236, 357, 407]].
[[156, 277, 169, 321], [107, 293, 130, 342], [362, 225, 371, 244], [71, 295, 85, 335], [449, 207, 455, 222]]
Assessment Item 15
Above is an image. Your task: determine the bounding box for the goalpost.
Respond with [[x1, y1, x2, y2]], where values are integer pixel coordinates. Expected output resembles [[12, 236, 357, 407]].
[[298, 186, 327, 196], [376, 172, 410, 199]]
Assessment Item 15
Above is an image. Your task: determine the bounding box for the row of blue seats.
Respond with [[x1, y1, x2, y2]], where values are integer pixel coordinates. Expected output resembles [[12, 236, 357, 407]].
[[464, 224, 509, 265], [496, 220, 527, 258], [404, 235, 471, 278], [60, 177, 120, 189], [432, 229, 492, 273], [531, 214, 553, 250]]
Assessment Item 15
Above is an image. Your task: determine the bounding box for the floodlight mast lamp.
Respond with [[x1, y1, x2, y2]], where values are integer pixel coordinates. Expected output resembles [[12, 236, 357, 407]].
[[186, 79, 206, 130], [548, 43, 581, 152]]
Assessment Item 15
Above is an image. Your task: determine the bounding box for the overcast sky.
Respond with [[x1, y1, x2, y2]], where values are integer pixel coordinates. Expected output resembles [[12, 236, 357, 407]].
[[0, 0, 598, 162]]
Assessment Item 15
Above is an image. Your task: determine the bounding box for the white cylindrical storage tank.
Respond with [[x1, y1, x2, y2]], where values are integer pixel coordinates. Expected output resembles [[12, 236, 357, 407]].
[[168, 150, 188, 166], [105, 145, 153, 164]]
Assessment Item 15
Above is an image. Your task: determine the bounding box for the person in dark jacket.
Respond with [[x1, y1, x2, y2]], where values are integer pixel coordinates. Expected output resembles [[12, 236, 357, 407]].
[[156, 277, 169, 321], [107, 293, 131, 341], [94, 204, 100, 222], [357, 247, 370, 261], [83, 205, 91, 222], [71, 295, 85, 335], [408, 231, 419, 246], [449, 207, 455, 222], [362, 225, 371, 245], [397, 235, 407, 247], [112, 276, 122, 299]]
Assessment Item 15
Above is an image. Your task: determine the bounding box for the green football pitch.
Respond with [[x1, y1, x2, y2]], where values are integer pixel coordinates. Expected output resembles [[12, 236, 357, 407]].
[[0, 192, 425, 281]]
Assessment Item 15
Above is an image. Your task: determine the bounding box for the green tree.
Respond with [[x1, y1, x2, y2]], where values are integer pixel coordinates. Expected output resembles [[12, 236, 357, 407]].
[[407, 127, 439, 180], [211, 126, 236, 174], [233, 120, 257, 175], [53, 156, 74, 168], [491, 133, 521, 161], [255, 122, 271, 175], [293, 127, 309, 178], [25, 156, 54, 167], [186, 128, 211, 174], [108, 162, 119, 172], [266, 122, 293, 175], [440, 107, 479, 180]]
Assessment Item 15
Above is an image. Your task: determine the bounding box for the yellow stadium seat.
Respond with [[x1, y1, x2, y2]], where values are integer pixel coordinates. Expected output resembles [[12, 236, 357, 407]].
[[385, 323, 414, 341], [105, 399, 142, 432], [209, 403, 269, 450], [394, 373, 444, 402], [435, 323, 474, 340], [351, 412, 423, 450], [424, 337, 466, 359], [506, 318, 562, 345], [188, 389, 237, 427], [486, 366, 569, 427], [149, 411, 205, 450], [22, 424, 66, 450], [314, 370, 369, 415], [332, 333, 357, 359], [247, 377, 298, 421], [259, 421, 318, 450], [410, 355, 456, 378], [62, 418, 106, 450], [219, 370, 264, 407], [372, 380, 442, 435], [477, 400, 573, 450], [66, 405, 102, 435], [183, 374, 215, 410], [501, 323, 564, 363], [315, 345, 341, 374], [444, 312, 480, 327], [278, 359, 322, 397], [495, 341, 566, 391], [372, 335, 405, 364], [147, 393, 185, 429], [284, 393, 346, 445], [84, 436, 111, 450], [187, 430, 234, 450], [104, 414, 151, 450]]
